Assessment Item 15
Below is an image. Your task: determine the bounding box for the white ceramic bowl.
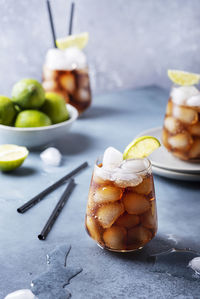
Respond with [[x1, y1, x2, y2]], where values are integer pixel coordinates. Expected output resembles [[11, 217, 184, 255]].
[[0, 104, 78, 148]]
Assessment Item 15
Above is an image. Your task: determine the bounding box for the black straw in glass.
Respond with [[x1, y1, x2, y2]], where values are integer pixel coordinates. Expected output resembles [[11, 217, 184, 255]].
[[46, 0, 57, 47], [38, 178, 75, 240], [68, 2, 75, 35], [17, 161, 88, 214]]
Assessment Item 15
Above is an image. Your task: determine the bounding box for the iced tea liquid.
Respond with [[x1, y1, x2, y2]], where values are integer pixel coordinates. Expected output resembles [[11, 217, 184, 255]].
[[85, 159, 157, 252]]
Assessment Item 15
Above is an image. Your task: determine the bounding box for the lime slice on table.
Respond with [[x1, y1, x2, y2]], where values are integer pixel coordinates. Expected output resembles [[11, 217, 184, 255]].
[[56, 32, 89, 50], [123, 136, 161, 160], [0, 144, 29, 171], [167, 70, 200, 86]]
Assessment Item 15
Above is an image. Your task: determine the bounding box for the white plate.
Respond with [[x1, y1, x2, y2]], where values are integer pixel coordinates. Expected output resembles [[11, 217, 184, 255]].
[[137, 127, 200, 174], [152, 165, 200, 181]]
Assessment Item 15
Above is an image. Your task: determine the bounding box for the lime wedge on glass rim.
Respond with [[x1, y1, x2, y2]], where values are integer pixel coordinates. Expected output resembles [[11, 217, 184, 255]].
[[167, 70, 200, 86], [0, 144, 29, 171], [56, 32, 89, 50], [123, 136, 161, 160]]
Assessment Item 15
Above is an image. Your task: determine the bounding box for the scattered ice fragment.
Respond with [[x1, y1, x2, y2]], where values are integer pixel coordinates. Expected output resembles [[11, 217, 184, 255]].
[[171, 86, 199, 106], [40, 147, 62, 166], [102, 147, 123, 170], [186, 94, 200, 107], [4, 289, 37, 299], [188, 257, 200, 275]]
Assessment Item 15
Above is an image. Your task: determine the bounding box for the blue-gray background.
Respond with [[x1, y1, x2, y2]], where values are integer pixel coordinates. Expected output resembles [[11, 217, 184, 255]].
[[0, 0, 200, 95]]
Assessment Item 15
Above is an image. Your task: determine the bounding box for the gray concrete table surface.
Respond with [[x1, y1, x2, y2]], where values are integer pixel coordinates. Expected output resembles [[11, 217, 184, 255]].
[[0, 86, 200, 299]]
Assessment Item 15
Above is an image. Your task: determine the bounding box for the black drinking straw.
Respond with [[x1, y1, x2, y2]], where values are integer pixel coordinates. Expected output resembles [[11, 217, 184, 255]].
[[68, 2, 75, 35], [38, 178, 75, 240], [46, 0, 57, 47], [17, 161, 88, 214]]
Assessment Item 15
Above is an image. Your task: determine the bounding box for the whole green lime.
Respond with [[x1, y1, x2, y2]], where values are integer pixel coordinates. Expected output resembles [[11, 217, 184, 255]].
[[15, 110, 52, 128], [11, 79, 45, 109], [41, 92, 69, 124], [0, 96, 17, 126]]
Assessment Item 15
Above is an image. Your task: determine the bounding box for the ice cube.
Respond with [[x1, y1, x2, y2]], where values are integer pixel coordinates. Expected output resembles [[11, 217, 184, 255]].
[[186, 94, 200, 107], [60, 73, 75, 94], [188, 123, 200, 136], [123, 192, 150, 215], [168, 133, 192, 150], [86, 190, 96, 215], [103, 226, 127, 249], [127, 226, 152, 245], [171, 86, 199, 106], [166, 100, 173, 115], [133, 176, 152, 195], [43, 66, 56, 80], [115, 213, 140, 229], [40, 147, 62, 166], [164, 116, 182, 134], [162, 128, 170, 147], [4, 289, 37, 299], [188, 257, 200, 275], [64, 47, 87, 69], [112, 168, 142, 188], [42, 80, 57, 91], [141, 201, 157, 229], [97, 202, 124, 228], [75, 89, 91, 102], [102, 147, 123, 170], [173, 105, 198, 124], [121, 159, 149, 173], [86, 215, 101, 243], [45, 48, 69, 70], [94, 186, 123, 204], [189, 138, 200, 158], [94, 164, 112, 181]]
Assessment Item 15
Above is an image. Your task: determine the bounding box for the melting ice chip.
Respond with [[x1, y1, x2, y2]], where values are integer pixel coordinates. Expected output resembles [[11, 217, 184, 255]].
[[64, 47, 87, 69], [186, 94, 200, 107], [4, 289, 37, 299], [121, 159, 149, 173], [102, 147, 123, 170], [171, 86, 199, 106], [188, 257, 200, 275], [40, 147, 62, 166]]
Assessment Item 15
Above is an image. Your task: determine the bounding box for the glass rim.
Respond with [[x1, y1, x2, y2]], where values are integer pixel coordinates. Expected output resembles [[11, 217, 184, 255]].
[[95, 156, 152, 174]]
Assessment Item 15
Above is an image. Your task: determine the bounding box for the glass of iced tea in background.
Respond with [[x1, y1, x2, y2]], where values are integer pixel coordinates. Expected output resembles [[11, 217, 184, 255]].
[[162, 85, 200, 160], [42, 47, 91, 114], [85, 147, 157, 252]]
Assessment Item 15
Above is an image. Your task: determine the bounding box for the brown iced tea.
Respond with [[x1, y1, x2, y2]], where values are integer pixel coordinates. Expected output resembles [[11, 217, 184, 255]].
[[42, 66, 91, 114], [85, 159, 157, 252], [162, 98, 200, 160]]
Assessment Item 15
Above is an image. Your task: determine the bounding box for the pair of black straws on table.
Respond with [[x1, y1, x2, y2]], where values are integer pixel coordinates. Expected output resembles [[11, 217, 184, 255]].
[[17, 162, 88, 240]]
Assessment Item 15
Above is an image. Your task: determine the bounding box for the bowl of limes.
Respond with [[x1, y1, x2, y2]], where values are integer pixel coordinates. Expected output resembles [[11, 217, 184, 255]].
[[0, 78, 78, 148]]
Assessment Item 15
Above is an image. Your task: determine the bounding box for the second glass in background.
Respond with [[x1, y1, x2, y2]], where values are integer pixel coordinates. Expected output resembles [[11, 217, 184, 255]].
[[42, 47, 92, 114]]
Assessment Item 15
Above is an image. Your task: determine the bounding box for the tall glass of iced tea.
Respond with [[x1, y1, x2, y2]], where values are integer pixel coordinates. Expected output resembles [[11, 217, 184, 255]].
[[162, 85, 200, 160], [42, 47, 91, 114], [85, 147, 157, 252]]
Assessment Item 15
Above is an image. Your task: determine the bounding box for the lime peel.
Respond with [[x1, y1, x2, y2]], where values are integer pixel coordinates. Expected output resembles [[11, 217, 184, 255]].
[[0, 144, 29, 171], [123, 136, 161, 160], [168, 70, 200, 86]]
